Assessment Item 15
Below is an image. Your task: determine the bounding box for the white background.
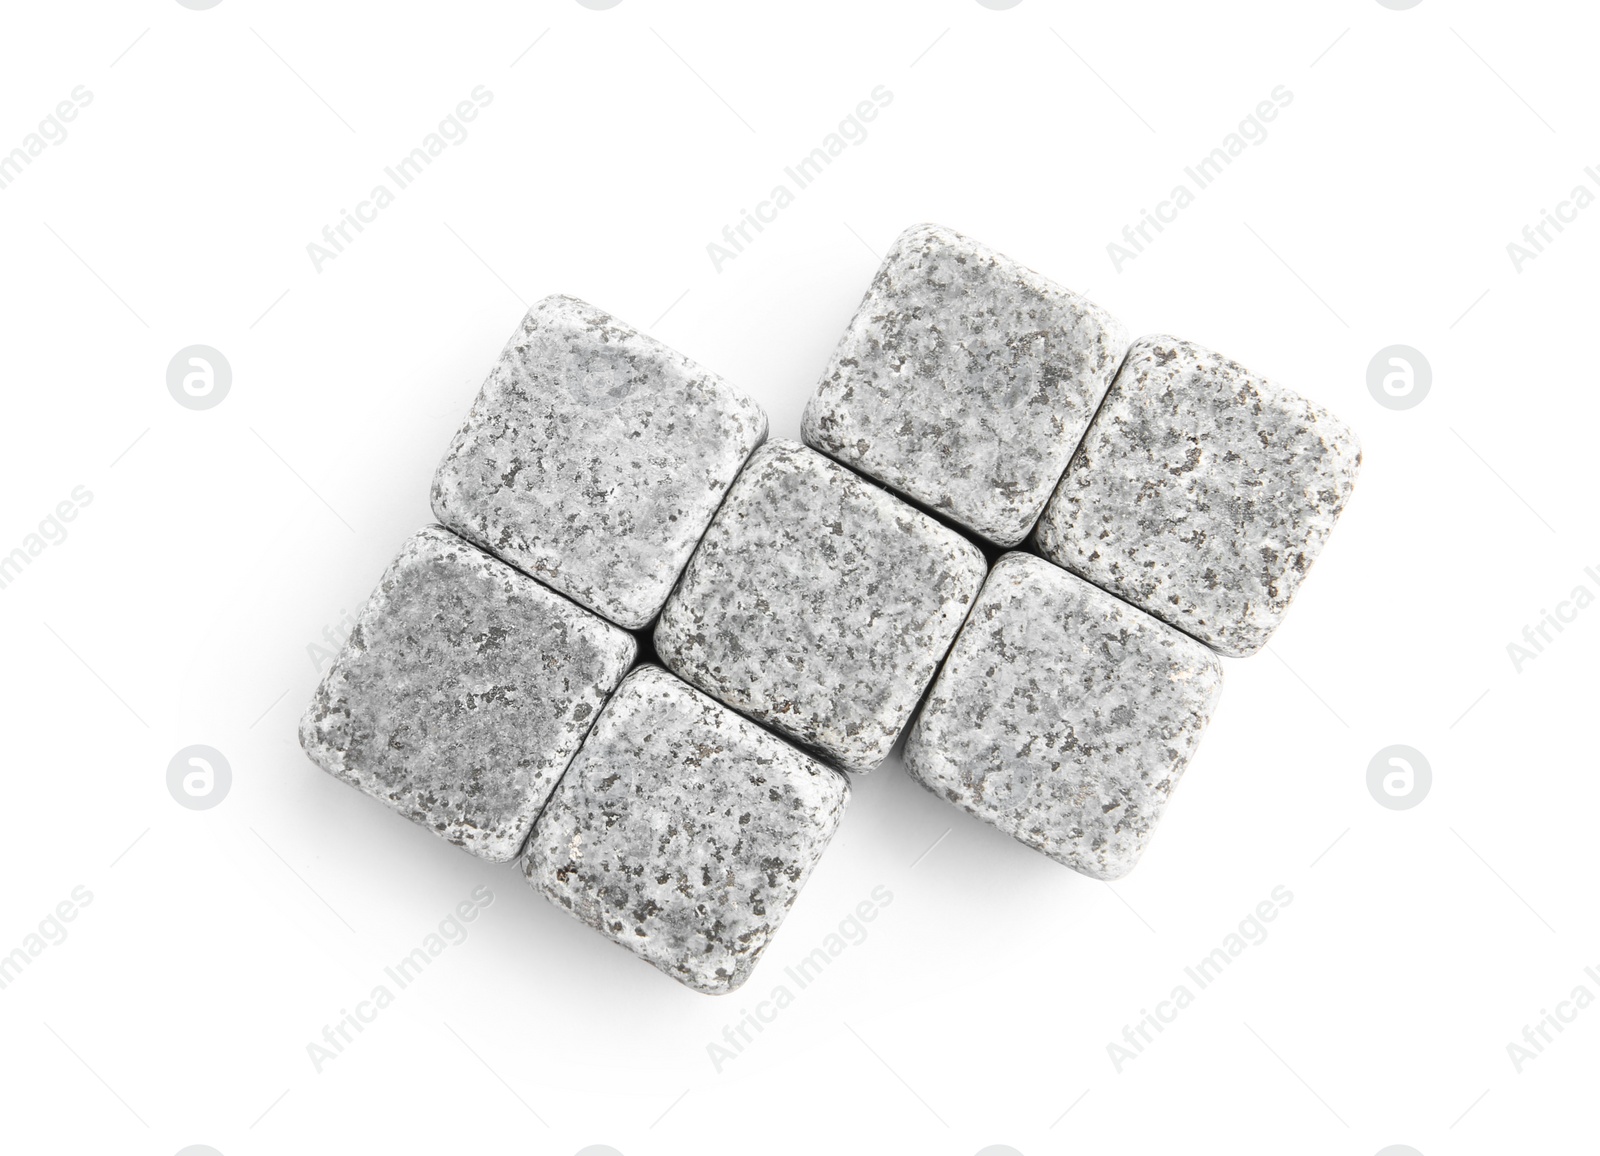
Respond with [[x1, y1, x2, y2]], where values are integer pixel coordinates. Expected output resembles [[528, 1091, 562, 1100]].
[[1, 2, 1593, 1154]]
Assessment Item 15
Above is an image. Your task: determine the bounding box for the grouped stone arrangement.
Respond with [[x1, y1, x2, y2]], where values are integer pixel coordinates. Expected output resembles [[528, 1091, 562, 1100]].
[[299, 223, 1361, 994]]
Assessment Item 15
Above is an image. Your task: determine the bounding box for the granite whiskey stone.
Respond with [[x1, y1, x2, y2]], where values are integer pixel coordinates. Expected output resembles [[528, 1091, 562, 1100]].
[[432, 294, 768, 630], [905, 553, 1223, 880], [299, 525, 636, 862], [655, 440, 987, 774], [802, 223, 1130, 547], [1033, 336, 1361, 657], [524, 665, 849, 995]]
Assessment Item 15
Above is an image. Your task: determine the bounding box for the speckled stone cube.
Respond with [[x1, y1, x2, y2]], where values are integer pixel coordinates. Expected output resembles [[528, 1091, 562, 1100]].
[[802, 223, 1130, 547], [1033, 336, 1361, 657], [523, 665, 849, 994], [904, 553, 1223, 880], [655, 440, 986, 774], [299, 525, 636, 862], [432, 294, 768, 630]]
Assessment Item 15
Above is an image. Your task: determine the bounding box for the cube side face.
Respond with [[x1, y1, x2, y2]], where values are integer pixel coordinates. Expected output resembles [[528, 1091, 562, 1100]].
[[523, 665, 850, 995], [298, 525, 636, 862], [904, 553, 1223, 880], [1034, 336, 1362, 657], [654, 440, 988, 773], [431, 295, 768, 630], [802, 223, 1130, 546]]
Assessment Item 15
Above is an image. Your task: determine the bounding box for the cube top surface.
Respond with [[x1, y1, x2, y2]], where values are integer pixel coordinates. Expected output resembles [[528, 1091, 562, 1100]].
[[803, 222, 1130, 546], [299, 525, 636, 862], [905, 552, 1223, 880], [432, 294, 768, 630], [1034, 335, 1361, 657], [524, 664, 850, 995], [654, 439, 987, 774]]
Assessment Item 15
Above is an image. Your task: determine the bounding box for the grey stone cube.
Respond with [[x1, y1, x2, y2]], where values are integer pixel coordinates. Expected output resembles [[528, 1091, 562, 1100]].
[[1033, 335, 1361, 657], [523, 665, 850, 995], [655, 440, 987, 774], [299, 525, 636, 862], [432, 294, 768, 630], [802, 223, 1130, 547], [904, 553, 1223, 880]]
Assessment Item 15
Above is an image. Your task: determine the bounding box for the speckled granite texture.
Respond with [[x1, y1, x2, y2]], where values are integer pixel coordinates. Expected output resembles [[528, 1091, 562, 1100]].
[[1033, 336, 1361, 657], [432, 294, 768, 630], [802, 223, 1130, 547], [524, 665, 849, 994], [299, 525, 636, 862], [655, 440, 987, 774], [905, 553, 1222, 879]]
